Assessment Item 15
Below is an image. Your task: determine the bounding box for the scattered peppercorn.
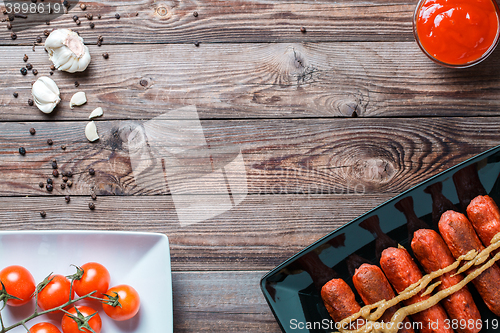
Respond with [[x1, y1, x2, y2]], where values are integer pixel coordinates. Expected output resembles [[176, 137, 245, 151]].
[[115, 13, 120, 19], [97, 14, 101, 19], [67, 180, 73, 187], [80, 3, 86, 10], [61, 145, 66, 150], [60, 183, 65, 189], [87, 13, 93, 20], [13, 92, 18, 98], [18, 147, 26, 155], [193, 11, 198, 17], [44, 30, 50, 37], [40, 211, 46, 218], [102, 53, 109, 59], [31, 0, 36, 3], [20, 67, 28, 75], [32, 69, 38, 75], [28, 99, 34, 106], [97, 40, 102, 47], [194, 41, 200, 47], [26, 63, 33, 70], [23, 54, 28, 62], [89, 202, 95, 210], [88, 168, 95, 175], [29, 128, 36, 135], [36, 36, 42, 43], [73, 15, 78, 21], [46, 184, 53, 192], [63, 0, 69, 7], [11, 32, 16, 40], [91, 193, 97, 200], [66, 171, 73, 177], [50, 64, 56, 71], [75, 81, 80, 87], [47, 178, 53, 185], [39, 182, 44, 188], [47, 138, 53, 145], [62, 176, 68, 182], [52, 169, 59, 177], [65, 195, 70, 203], [50, 71, 54, 75], [52, 161, 58, 169], [8, 14, 14, 21], [76, 19, 81, 25], [6, 22, 12, 29], [46, 21, 50, 25], [300, 26, 306, 33], [89, 22, 94, 29]]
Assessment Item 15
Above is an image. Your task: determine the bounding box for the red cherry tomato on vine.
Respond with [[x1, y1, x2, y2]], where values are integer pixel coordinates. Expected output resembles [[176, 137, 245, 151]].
[[72, 262, 110, 298], [61, 305, 101, 333], [29, 322, 61, 333], [37, 274, 74, 311], [0, 265, 36, 306], [102, 284, 140, 321]]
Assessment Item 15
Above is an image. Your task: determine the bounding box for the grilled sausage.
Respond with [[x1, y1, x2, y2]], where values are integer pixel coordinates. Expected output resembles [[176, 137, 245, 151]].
[[411, 229, 481, 333], [467, 195, 500, 249], [380, 247, 453, 333], [438, 210, 500, 316], [321, 279, 363, 329], [353, 263, 415, 333]]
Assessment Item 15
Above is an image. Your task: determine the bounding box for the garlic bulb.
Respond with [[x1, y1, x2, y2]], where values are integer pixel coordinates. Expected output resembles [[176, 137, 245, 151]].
[[45, 29, 91, 73], [85, 121, 99, 142], [70, 92, 87, 109], [31, 76, 61, 114]]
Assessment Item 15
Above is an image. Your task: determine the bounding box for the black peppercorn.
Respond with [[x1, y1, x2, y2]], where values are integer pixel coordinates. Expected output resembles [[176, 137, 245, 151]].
[[140, 79, 148, 87], [28, 99, 34, 106], [102, 53, 109, 59], [47, 138, 53, 145], [40, 211, 46, 218], [6, 22, 12, 29], [194, 41, 200, 47], [76, 19, 81, 25], [60, 183, 65, 189], [97, 40, 102, 47], [20, 67, 28, 75], [97, 14, 101, 19], [91, 193, 97, 200], [36, 36, 42, 43], [44, 30, 50, 37], [80, 3, 86, 10], [87, 13, 93, 20], [63, 0, 69, 7], [52, 169, 59, 177], [67, 180, 73, 187], [300, 26, 306, 33], [193, 11, 198, 17], [62, 176, 68, 182], [89, 202, 95, 210], [73, 15, 78, 21], [32, 69, 38, 75], [29, 128, 36, 135], [88, 168, 95, 175], [89, 22, 94, 29], [23, 54, 28, 62], [52, 160, 57, 169], [47, 178, 53, 185], [115, 13, 120, 19], [13, 92, 18, 98], [61, 145, 66, 150], [75, 81, 80, 87], [46, 184, 53, 192], [39, 182, 44, 188], [18, 147, 26, 155], [26, 63, 33, 70], [50, 71, 54, 75], [11, 32, 16, 40], [50, 64, 56, 71], [65, 195, 70, 203]]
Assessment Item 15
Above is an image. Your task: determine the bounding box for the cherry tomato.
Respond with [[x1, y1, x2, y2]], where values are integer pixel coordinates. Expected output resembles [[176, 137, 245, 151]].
[[37, 274, 74, 311], [29, 322, 61, 333], [61, 305, 101, 333], [0, 265, 36, 306], [102, 284, 140, 321], [72, 262, 110, 298]]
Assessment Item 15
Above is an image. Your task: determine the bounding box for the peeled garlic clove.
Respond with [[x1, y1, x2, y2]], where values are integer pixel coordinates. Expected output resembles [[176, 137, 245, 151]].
[[89, 107, 103, 119], [45, 29, 91, 73], [31, 76, 61, 114], [85, 121, 99, 142], [70, 92, 87, 109]]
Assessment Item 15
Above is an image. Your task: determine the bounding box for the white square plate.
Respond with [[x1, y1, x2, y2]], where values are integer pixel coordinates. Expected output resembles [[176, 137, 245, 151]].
[[0, 230, 173, 333]]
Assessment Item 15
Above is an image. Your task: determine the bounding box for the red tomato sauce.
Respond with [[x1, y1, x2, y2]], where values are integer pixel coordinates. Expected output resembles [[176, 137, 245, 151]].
[[415, 0, 500, 66]]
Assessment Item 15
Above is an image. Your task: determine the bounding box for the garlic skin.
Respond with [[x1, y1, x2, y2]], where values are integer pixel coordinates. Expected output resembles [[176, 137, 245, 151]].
[[70, 92, 87, 109], [45, 29, 91, 73], [85, 121, 99, 142], [31, 76, 61, 114]]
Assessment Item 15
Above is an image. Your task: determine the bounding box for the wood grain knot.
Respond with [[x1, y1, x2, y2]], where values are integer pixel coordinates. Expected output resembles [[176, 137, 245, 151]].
[[351, 158, 395, 183], [335, 98, 364, 117]]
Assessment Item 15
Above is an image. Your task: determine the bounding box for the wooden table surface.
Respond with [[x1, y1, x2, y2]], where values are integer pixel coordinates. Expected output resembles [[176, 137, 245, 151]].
[[2, 0, 500, 332]]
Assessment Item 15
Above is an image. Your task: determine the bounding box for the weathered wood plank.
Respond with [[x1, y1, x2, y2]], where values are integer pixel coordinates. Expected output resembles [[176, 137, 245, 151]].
[[0, 194, 392, 270], [172, 271, 280, 332], [0, 0, 413, 45], [1, 43, 500, 121], [0, 118, 498, 197]]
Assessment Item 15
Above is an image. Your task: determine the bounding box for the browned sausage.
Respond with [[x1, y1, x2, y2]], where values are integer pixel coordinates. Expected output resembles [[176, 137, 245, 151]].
[[353, 263, 415, 333], [411, 229, 481, 333], [380, 247, 453, 333], [467, 195, 500, 249], [321, 279, 363, 329], [438, 210, 500, 316]]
